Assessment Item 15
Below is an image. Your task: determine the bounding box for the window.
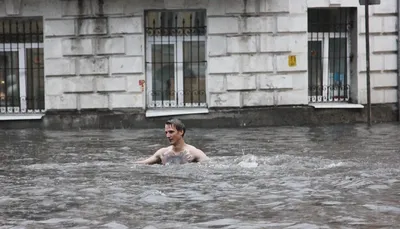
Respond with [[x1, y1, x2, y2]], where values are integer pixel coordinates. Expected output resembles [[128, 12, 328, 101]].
[[308, 8, 353, 103], [145, 10, 207, 108], [0, 17, 44, 114]]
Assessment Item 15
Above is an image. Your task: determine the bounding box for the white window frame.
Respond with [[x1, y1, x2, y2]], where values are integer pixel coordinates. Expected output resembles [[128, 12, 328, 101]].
[[146, 36, 206, 108], [0, 43, 44, 114], [308, 33, 351, 103]]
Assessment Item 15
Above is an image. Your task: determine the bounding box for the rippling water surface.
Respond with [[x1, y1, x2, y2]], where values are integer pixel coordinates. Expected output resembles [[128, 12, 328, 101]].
[[0, 123, 399, 229]]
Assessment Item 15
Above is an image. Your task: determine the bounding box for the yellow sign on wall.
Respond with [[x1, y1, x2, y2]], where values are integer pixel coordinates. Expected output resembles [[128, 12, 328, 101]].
[[288, 55, 297, 67]]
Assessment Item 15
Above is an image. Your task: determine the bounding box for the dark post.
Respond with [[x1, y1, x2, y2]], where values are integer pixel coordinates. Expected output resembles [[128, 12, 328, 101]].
[[397, 0, 400, 122], [360, 0, 381, 126], [365, 0, 372, 126]]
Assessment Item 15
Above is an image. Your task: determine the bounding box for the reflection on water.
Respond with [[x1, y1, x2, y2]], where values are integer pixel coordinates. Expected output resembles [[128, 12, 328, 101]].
[[0, 124, 400, 229]]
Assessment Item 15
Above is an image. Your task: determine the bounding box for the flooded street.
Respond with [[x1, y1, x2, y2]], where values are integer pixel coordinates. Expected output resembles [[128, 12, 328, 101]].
[[0, 123, 399, 229]]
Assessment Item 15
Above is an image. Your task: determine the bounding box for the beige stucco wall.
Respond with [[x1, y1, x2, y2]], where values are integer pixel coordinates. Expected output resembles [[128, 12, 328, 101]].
[[0, 0, 397, 111]]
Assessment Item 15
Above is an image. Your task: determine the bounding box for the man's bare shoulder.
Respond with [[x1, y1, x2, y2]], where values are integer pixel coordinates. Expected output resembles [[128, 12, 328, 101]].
[[185, 144, 209, 162], [185, 144, 206, 155], [156, 146, 171, 155], [185, 144, 199, 150]]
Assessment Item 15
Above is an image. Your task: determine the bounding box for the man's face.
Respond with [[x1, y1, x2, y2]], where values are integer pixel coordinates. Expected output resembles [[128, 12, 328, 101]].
[[165, 124, 183, 145]]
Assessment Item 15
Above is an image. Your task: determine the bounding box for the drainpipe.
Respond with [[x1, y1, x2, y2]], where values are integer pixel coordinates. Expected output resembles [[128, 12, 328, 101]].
[[398, 0, 400, 121]]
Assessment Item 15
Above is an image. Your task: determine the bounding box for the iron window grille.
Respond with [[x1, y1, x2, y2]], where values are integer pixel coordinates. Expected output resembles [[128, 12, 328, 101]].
[[0, 17, 44, 114], [308, 8, 354, 103], [145, 10, 207, 108]]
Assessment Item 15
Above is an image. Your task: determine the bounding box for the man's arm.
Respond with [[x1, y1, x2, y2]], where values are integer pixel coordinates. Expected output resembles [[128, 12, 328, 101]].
[[135, 148, 165, 165], [192, 148, 209, 162]]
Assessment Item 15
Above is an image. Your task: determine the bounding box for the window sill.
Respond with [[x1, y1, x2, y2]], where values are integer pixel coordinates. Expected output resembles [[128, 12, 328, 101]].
[[146, 107, 209, 118], [309, 103, 364, 109], [0, 114, 45, 120]]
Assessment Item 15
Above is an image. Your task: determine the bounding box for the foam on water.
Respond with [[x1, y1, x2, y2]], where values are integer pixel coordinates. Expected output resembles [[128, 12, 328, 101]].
[[102, 221, 129, 229], [363, 204, 400, 214]]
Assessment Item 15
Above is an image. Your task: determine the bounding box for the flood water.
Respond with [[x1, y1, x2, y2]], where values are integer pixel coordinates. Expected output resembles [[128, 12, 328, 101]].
[[0, 123, 400, 229]]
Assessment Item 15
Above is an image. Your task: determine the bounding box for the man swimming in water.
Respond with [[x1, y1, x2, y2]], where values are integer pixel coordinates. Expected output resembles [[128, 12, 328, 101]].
[[135, 118, 209, 165]]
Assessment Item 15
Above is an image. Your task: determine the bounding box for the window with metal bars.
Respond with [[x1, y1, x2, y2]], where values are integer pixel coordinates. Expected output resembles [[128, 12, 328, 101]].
[[145, 10, 207, 108], [0, 17, 44, 114], [308, 8, 354, 103]]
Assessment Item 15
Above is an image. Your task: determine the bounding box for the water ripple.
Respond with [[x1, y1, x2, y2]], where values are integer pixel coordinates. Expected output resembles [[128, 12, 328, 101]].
[[0, 124, 400, 228]]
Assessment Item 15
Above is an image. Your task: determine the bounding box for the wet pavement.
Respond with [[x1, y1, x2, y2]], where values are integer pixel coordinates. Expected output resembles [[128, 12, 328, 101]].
[[0, 123, 399, 229]]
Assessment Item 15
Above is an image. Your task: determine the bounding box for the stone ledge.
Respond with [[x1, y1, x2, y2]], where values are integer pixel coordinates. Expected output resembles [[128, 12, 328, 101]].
[[146, 108, 209, 118], [309, 103, 364, 109], [0, 104, 395, 130], [0, 114, 44, 120]]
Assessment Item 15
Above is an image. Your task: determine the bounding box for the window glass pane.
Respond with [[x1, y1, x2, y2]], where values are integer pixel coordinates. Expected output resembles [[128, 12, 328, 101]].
[[151, 44, 175, 101], [183, 41, 205, 63], [0, 51, 19, 107], [308, 41, 323, 97], [183, 41, 206, 104], [26, 48, 44, 110], [328, 38, 347, 99], [329, 38, 347, 83]]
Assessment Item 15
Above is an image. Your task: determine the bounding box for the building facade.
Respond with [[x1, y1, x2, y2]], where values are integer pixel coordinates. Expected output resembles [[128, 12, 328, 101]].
[[0, 0, 398, 128]]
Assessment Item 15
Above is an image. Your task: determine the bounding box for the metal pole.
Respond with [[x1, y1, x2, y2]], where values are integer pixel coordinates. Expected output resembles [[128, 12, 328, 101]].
[[365, 0, 372, 126]]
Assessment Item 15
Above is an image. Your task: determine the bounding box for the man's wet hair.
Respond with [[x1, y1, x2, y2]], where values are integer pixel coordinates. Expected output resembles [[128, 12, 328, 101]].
[[165, 118, 186, 136]]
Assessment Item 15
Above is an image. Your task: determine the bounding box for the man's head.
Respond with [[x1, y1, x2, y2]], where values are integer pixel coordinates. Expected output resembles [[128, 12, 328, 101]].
[[165, 119, 186, 145]]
